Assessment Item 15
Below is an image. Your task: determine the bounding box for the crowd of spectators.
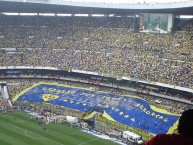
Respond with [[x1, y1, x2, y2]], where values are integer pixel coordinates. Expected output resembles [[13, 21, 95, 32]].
[[180, 19, 193, 32], [0, 90, 9, 111], [0, 15, 193, 89], [0, 91, 3, 104], [133, 84, 193, 103]]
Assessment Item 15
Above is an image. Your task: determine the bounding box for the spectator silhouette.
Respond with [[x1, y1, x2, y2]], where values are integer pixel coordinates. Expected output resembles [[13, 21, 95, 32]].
[[145, 109, 193, 145]]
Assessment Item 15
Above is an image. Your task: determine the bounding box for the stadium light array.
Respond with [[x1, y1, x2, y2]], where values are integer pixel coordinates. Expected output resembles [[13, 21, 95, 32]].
[[39, 13, 55, 16], [92, 14, 104, 17], [75, 14, 89, 17], [180, 15, 193, 18], [61, 0, 192, 4], [19, 13, 37, 16], [3, 13, 19, 15], [57, 14, 72, 16]]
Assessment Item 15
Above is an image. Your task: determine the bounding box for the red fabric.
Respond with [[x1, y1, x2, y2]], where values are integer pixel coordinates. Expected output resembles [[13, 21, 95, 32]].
[[1, 101, 9, 107], [145, 134, 193, 145]]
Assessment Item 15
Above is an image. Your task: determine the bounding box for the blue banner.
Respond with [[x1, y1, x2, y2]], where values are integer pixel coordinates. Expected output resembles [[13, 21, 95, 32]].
[[14, 83, 179, 134]]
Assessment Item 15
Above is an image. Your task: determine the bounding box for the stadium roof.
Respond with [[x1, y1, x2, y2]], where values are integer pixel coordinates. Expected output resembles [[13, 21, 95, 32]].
[[0, 0, 193, 15]]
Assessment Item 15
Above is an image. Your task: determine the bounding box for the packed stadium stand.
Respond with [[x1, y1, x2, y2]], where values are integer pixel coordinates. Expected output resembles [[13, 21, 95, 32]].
[[0, 15, 192, 88], [0, 0, 193, 144]]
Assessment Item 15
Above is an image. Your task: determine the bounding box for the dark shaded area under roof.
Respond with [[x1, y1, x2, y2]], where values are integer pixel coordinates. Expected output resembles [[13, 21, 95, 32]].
[[0, 1, 193, 15]]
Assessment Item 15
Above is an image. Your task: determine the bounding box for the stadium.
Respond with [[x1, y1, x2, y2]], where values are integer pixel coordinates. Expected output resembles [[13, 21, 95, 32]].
[[0, 0, 193, 145]]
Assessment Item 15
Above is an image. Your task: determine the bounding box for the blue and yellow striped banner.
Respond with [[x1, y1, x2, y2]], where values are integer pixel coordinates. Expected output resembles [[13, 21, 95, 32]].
[[13, 82, 180, 134]]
